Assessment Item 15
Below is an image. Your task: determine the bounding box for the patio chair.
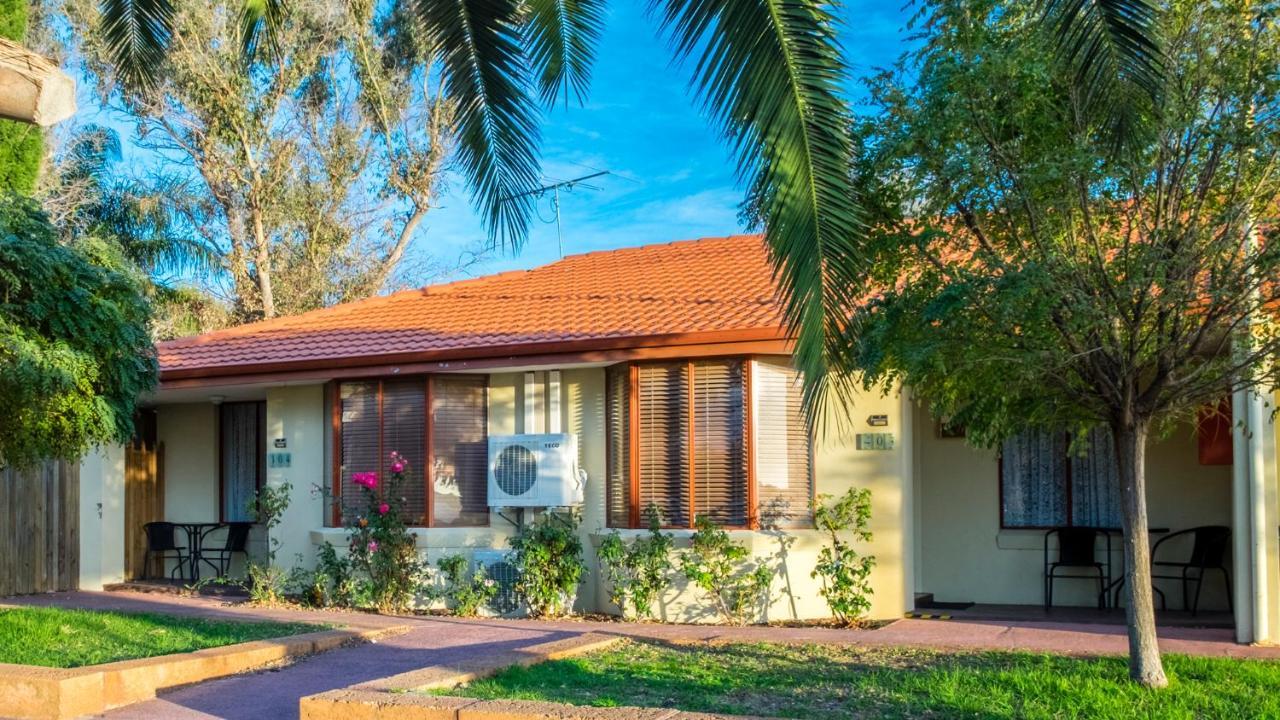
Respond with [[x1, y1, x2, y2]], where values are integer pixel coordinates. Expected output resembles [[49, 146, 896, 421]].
[[1044, 528, 1107, 610], [1150, 525, 1232, 616], [198, 522, 251, 578], [142, 522, 189, 581]]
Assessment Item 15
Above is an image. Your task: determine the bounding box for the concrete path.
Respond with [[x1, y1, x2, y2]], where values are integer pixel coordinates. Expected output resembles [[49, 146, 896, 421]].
[[6, 591, 1280, 719]]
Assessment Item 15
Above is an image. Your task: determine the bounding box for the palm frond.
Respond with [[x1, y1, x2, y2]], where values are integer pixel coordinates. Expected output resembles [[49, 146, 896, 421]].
[[418, 0, 542, 247], [1042, 0, 1164, 146], [239, 0, 288, 63], [99, 0, 175, 91], [652, 0, 863, 428], [522, 0, 607, 106]]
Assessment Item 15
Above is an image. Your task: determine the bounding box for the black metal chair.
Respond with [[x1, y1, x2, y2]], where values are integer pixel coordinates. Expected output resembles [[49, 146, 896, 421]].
[[1150, 525, 1232, 616], [1045, 528, 1108, 610], [198, 522, 251, 578], [143, 522, 189, 581]]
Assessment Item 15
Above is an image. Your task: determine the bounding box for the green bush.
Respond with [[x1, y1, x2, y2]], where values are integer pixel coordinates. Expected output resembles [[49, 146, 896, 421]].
[[597, 507, 674, 619], [679, 516, 772, 625], [435, 554, 498, 617], [510, 512, 584, 617], [811, 488, 876, 625]]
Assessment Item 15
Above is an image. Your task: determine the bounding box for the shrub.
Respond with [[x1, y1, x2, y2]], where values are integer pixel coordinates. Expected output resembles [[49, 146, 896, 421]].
[[340, 452, 430, 611], [811, 488, 876, 625], [509, 512, 584, 617], [597, 506, 674, 619], [435, 554, 498, 617], [679, 515, 772, 625], [242, 482, 292, 604]]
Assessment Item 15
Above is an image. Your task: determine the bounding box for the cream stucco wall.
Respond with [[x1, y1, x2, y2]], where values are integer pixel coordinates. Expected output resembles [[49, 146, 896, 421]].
[[269, 384, 328, 571], [914, 402, 1235, 609], [157, 403, 219, 523], [78, 445, 126, 590]]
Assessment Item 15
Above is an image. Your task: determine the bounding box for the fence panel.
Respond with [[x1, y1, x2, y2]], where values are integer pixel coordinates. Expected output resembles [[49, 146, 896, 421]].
[[0, 460, 79, 596]]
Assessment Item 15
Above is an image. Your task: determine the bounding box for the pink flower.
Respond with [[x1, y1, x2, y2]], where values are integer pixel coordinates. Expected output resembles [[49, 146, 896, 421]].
[[390, 461, 405, 474], [352, 472, 378, 489], [367, 541, 379, 553], [378, 503, 390, 515]]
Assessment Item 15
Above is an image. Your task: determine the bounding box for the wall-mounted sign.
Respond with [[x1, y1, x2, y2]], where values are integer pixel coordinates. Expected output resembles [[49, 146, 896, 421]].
[[268, 452, 292, 468], [855, 433, 895, 451], [866, 414, 889, 427], [274, 438, 287, 448]]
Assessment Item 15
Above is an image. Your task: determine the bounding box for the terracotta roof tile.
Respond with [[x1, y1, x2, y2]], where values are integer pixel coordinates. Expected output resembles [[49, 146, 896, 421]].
[[157, 235, 786, 379]]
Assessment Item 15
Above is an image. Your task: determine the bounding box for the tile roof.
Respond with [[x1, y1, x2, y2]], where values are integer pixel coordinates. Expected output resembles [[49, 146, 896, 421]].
[[158, 234, 789, 379]]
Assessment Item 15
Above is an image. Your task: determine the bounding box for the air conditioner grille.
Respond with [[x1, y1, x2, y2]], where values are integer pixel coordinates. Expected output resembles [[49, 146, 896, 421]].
[[484, 560, 521, 615], [494, 444, 538, 496]]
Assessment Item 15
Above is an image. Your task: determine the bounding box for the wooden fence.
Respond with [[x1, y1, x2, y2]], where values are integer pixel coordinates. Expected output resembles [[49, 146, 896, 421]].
[[124, 443, 163, 580], [0, 460, 79, 596]]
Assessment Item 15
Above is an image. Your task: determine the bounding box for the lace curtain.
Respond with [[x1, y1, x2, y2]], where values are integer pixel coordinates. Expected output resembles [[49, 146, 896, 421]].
[[1001, 427, 1123, 528]]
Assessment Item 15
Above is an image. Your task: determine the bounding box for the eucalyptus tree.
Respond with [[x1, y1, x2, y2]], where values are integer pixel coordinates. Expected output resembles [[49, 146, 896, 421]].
[[69, 0, 457, 321], [851, 0, 1279, 686]]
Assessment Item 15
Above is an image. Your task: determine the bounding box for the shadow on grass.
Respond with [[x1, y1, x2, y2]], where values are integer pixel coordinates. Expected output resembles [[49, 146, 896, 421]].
[[445, 638, 1280, 720]]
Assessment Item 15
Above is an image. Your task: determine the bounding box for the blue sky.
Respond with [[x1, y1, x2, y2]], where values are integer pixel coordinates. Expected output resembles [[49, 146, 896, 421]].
[[73, 1, 916, 281]]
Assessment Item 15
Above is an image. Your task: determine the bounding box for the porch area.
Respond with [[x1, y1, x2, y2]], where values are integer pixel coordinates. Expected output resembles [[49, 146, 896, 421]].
[[910, 400, 1280, 643]]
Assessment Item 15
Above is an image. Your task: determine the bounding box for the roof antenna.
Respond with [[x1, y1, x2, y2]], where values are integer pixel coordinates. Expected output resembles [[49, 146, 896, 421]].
[[506, 171, 609, 257]]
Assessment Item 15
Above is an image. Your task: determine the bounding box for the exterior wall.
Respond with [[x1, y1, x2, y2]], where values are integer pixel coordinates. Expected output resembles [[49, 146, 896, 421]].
[[914, 402, 1234, 608], [157, 403, 219, 523], [268, 384, 328, 572], [295, 366, 909, 622], [78, 445, 126, 590]]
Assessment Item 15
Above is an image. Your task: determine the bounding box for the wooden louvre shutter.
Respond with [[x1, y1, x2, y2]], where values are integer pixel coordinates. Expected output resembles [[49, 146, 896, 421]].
[[605, 364, 631, 528], [636, 363, 689, 527], [382, 379, 427, 525], [692, 360, 748, 526], [432, 375, 489, 527], [754, 359, 813, 527], [339, 382, 379, 524]]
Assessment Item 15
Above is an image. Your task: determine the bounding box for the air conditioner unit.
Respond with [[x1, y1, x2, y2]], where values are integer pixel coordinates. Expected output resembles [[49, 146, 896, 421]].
[[487, 433, 584, 507], [472, 550, 521, 615]]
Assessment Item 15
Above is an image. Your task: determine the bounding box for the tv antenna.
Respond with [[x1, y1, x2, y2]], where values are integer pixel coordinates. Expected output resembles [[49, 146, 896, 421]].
[[505, 170, 609, 257]]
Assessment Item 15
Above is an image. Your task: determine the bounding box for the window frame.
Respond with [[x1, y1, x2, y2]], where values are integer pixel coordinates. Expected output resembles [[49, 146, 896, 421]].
[[607, 356, 813, 531], [328, 374, 490, 528], [217, 400, 266, 524], [997, 430, 1118, 530]]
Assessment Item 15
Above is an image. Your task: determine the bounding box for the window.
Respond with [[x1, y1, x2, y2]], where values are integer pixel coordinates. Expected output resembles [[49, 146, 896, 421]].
[[220, 401, 265, 522], [753, 358, 813, 528], [333, 376, 488, 527], [606, 358, 812, 529], [1000, 427, 1121, 528]]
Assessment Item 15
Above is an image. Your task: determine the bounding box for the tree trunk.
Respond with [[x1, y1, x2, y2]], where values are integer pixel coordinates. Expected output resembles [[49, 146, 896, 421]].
[[250, 205, 275, 318], [1113, 418, 1169, 688]]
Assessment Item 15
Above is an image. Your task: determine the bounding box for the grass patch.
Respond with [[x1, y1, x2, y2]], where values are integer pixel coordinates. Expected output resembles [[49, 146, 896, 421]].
[[437, 639, 1280, 719], [0, 606, 319, 668]]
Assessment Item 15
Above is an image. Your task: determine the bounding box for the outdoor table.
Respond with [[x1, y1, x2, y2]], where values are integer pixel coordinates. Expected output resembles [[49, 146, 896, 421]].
[[172, 522, 225, 582], [1096, 527, 1170, 608]]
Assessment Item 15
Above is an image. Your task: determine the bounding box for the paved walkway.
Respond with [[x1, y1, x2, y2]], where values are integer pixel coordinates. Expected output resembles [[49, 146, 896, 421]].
[[5, 591, 1280, 718]]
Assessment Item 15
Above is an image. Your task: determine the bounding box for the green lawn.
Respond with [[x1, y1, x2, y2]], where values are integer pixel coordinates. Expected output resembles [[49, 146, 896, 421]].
[[436, 639, 1280, 719], [0, 606, 319, 668]]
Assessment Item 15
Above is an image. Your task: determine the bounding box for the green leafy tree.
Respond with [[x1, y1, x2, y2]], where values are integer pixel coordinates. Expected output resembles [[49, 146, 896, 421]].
[[0, 195, 156, 467], [849, 0, 1279, 686]]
